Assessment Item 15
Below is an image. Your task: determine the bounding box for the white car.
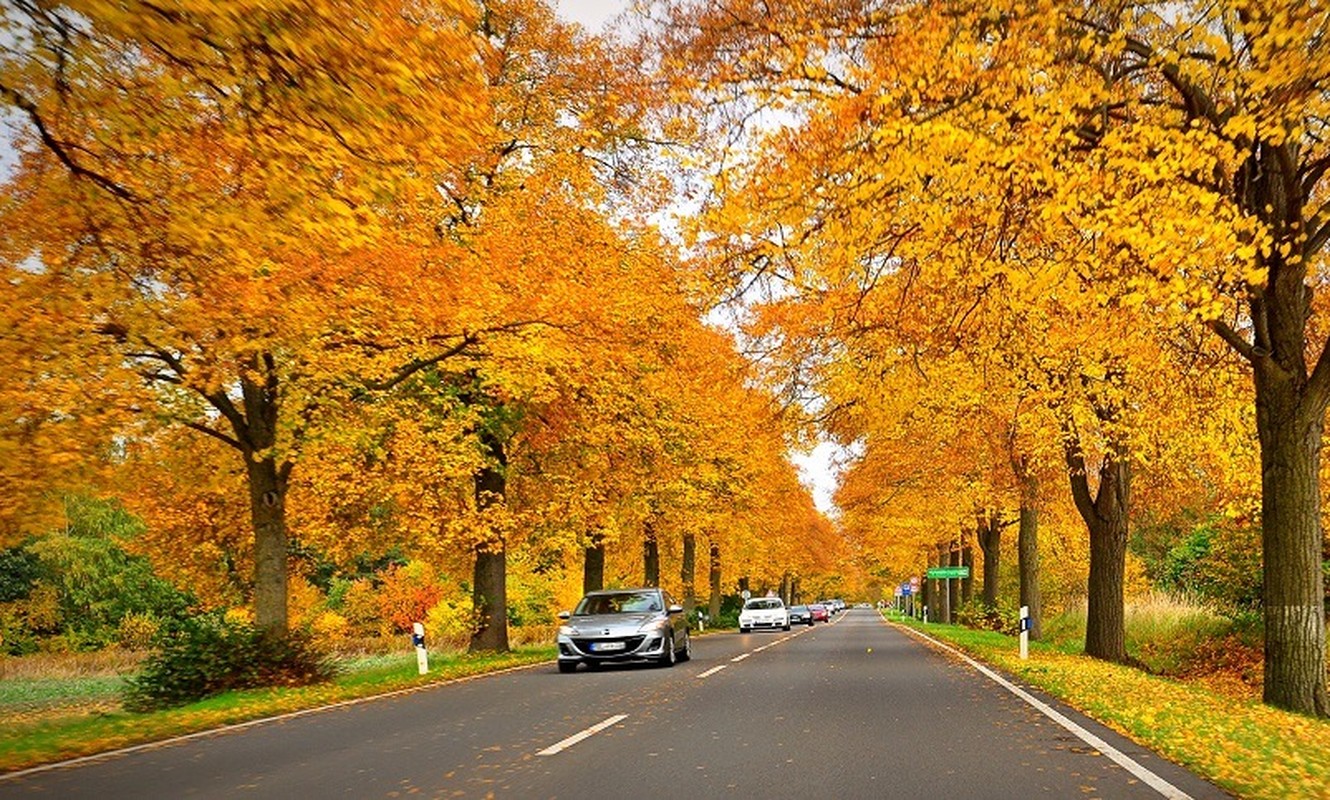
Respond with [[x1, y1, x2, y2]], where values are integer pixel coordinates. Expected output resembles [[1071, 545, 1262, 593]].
[[739, 597, 790, 632]]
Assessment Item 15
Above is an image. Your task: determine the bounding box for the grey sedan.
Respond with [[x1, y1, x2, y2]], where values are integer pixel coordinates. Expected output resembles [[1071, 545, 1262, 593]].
[[556, 588, 692, 672]]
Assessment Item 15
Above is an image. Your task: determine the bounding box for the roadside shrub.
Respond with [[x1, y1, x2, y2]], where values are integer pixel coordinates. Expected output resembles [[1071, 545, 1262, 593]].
[[424, 595, 475, 650], [309, 610, 350, 649], [123, 616, 337, 712], [955, 600, 1020, 635]]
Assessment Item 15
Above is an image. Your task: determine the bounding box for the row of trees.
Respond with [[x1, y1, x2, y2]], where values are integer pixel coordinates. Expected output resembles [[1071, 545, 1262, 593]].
[[648, 0, 1330, 716], [0, 1, 840, 656]]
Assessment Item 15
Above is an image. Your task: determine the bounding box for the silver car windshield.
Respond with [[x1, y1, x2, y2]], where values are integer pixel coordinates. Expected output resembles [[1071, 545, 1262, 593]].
[[745, 598, 783, 610], [574, 591, 662, 615]]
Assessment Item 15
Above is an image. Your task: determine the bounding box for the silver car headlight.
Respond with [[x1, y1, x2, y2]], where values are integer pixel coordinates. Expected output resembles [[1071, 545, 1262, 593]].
[[638, 616, 667, 633], [559, 625, 578, 637]]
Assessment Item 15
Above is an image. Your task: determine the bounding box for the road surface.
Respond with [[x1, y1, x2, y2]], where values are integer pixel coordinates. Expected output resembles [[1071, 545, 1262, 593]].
[[0, 608, 1228, 798]]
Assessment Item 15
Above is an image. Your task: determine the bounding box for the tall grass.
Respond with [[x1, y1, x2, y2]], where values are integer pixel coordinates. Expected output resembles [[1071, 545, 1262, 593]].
[[1041, 591, 1257, 684], [0, 648, 145, 681]]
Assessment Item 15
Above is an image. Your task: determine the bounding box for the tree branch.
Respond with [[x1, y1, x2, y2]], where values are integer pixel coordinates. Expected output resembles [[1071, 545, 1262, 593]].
[[1206, 318, 1256, 362], [0, 83, 139, 202], [362, 332, 481, 392], [184, 420, 243, 451]]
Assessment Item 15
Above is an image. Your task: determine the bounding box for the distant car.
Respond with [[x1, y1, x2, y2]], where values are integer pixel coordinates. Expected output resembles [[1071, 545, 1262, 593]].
[[556, 588, 691, 673], [788, 605, 813, 626], [739, 596, 790, 632], [808, 603, 830, 622]]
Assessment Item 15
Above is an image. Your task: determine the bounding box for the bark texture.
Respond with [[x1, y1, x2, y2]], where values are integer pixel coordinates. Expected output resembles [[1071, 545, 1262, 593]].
[[1065, 427, 1129, 664], [936, 543, 951, 624], [227, 365, 291, 635], [948, 543, 961, 613], [583, 533, 605, 595], [1255, 354, 1330, 715], [961, 545, 974, 605], [681, 533, 696, 614], [469, 432, 508, 653], [977, 512, 1002, 610], [1013, 451, 1042, 640], [708, 542, 722, 620], [247, 453, 289, 634], [643, 518, 660, 587]]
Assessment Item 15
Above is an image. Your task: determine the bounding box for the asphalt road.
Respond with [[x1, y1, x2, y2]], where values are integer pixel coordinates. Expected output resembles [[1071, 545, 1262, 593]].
[[0, 608, 1229, 799]]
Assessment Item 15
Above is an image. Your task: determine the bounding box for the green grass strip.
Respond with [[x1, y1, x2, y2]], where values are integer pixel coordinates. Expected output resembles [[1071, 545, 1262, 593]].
[[0, 646, 555, 774], [888, 614, 1330, 800]]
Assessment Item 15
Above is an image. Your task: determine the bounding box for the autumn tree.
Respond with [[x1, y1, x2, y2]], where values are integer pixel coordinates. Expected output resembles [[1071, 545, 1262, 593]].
[[0, 0, 498, 633]]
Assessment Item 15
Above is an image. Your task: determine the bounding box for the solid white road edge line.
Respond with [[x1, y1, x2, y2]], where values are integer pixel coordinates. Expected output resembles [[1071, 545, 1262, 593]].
[[696, 665, 728, 678], [537, 714, 629, 757], [892, 622, 1192, 800]]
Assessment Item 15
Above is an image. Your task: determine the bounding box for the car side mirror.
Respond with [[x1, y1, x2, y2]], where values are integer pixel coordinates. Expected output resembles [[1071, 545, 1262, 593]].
[[667, 604, 684, 615], [558, 611, 571, 620]]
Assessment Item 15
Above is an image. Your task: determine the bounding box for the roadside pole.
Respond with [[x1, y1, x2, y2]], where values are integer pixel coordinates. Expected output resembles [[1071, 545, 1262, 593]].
[[413, 622, 428, 675], [1019, 606, 1029, 660]]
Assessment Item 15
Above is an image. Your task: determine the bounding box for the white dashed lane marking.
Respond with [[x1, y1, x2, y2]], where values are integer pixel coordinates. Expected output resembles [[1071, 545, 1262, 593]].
[[536, 714, 628, 757]]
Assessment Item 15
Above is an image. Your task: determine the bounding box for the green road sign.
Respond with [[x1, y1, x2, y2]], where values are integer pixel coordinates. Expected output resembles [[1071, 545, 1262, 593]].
[[926, 566, 970, 579]]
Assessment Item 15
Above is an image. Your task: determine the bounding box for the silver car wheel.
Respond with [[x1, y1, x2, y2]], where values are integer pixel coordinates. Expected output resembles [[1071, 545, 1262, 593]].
[[658, 633, 676, 667], [679, 631, 692, 662]]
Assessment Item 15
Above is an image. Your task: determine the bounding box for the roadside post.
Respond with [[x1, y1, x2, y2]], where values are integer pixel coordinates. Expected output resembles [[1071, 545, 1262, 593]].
[[1019, 606, 1030, 660], [412, 622, 428, 675]]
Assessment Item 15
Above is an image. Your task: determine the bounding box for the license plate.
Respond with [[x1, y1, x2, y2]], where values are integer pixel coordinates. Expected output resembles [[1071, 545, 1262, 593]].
[[591, 641, 626, 652]]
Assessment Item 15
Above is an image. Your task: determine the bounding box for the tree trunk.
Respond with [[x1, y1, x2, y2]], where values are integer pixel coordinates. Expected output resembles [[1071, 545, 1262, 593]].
[[681, 533, 696, 615], [583, 532, 605, 595], [780, 573, 791, 605], [921, 561, 932, 620], [1085, 507, 1127, 662], [1065, 426, 1129, 664], [961, 545, 974, 606], [1255, 360, 1330, 715], [948, 543, 961, 613], [708, 542, 721, 620], [469, 433, 508, 653], [977, 512, 1001, 610], [643, 518, 660, 587], [228, 367, 291, 636], [936, 543, 951, 624], [246, 454, 289, 634], [1016, 465, 1043, 640]]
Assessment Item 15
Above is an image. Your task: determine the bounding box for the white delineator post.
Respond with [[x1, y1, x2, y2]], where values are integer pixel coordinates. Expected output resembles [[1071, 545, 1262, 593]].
[[1019, 605, 1030, 660], [413, 622, 428, 675]]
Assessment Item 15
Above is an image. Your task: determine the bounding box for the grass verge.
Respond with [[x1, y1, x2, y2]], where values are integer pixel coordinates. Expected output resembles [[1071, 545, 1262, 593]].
[[887, 613, 1329, 800], [0, 646, 555, 774]]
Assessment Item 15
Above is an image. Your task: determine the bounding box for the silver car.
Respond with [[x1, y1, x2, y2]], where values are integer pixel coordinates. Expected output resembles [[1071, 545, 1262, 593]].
[[556, 588, 692, 672]]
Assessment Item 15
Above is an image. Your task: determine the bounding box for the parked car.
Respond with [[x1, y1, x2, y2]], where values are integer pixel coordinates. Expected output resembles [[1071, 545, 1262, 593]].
[[556, 588, 691, 673], [788, 604, 813, 626], [739, 596, 790, 632], [808, 603, 830, 623]]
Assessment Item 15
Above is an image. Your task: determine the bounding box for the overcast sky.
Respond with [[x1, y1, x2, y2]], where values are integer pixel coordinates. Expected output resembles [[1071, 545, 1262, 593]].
[[554, 0, 629, 31]]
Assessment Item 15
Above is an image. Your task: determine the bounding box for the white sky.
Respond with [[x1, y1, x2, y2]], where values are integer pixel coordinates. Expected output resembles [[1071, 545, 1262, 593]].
[[554, 0, 629, 31]]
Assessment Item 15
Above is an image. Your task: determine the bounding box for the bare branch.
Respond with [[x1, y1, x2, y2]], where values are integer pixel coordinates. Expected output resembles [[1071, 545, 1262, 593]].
[[183, 420, 243, 451]]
